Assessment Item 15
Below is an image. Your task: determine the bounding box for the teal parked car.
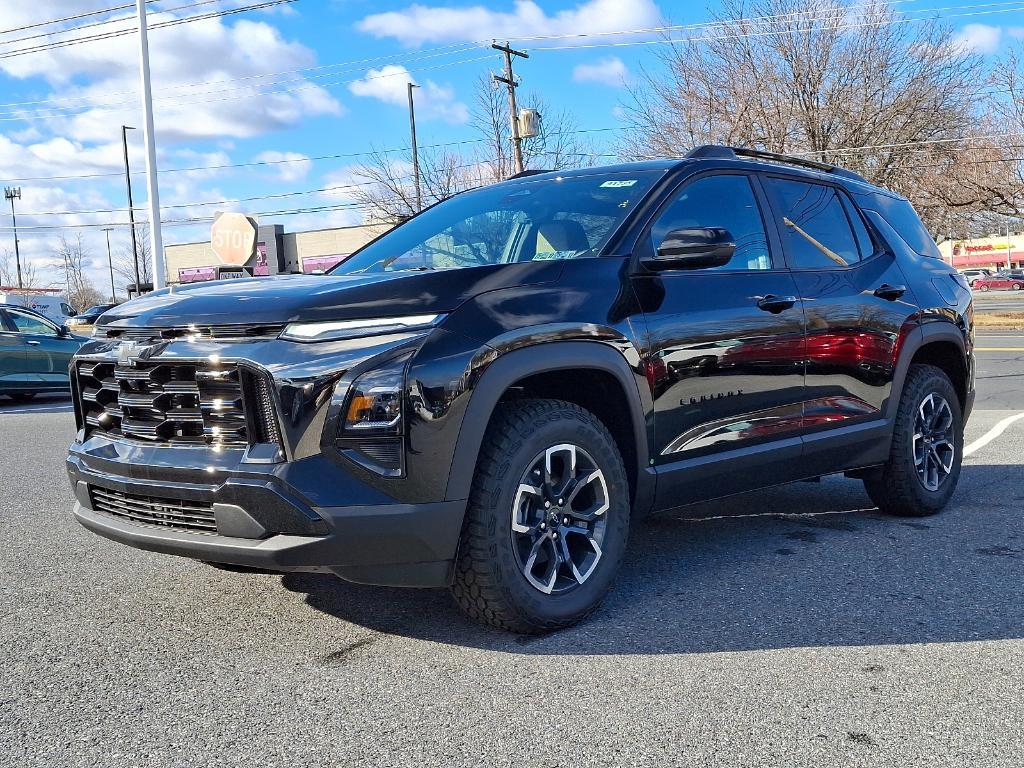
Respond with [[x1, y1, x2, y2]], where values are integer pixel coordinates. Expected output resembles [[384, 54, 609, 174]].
[[0, 304, 88, 402]]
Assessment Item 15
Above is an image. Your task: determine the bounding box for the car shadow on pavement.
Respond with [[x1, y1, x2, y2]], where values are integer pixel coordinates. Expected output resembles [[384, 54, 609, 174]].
[[281, 462, 1024, 655]]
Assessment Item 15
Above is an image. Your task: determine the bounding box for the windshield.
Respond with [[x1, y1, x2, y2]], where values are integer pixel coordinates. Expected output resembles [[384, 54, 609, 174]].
[[334, 171, 662, 274]]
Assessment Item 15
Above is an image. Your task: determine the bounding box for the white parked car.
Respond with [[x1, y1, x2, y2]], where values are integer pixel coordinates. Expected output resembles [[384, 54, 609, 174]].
[[958, 268, 993, 287]]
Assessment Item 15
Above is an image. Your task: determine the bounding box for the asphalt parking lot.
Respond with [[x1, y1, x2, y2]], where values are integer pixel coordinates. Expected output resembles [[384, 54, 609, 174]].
[[1, 334, 1022, 767]]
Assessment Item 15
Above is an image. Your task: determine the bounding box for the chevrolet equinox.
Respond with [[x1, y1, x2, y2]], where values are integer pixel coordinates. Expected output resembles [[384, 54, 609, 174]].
[[68, 146, 974, 633]]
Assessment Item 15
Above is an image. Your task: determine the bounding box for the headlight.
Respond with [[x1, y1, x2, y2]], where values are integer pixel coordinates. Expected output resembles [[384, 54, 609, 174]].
[[342, 353, 411, 434], [281, 314, 444, 343]]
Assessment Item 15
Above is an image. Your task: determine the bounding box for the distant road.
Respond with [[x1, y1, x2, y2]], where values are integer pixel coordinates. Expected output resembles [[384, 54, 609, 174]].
[[972, 291, 1024, 313]]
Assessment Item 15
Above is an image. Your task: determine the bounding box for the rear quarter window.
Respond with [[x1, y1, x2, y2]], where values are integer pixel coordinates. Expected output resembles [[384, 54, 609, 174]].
[[858, 193, 940, 259]]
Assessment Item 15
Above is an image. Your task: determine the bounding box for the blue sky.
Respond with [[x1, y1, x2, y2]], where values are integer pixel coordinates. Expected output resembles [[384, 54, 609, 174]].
[[0, 0, 1021, 291]]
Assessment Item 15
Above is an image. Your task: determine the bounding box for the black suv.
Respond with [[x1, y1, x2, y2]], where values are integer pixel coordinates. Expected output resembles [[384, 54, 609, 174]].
[[67, 146, 974, 633]]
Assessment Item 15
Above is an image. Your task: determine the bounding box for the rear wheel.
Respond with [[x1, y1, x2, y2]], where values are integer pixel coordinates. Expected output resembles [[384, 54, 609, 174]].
[[1012, 283, 1022, 291], [863, 364, 963, 517], [451, 399, 630, 633]]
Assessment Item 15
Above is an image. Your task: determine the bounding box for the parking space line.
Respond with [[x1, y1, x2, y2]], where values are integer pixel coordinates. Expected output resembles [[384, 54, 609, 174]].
[[975, 347, 1024, 352], [964, 412, 1024, 457]]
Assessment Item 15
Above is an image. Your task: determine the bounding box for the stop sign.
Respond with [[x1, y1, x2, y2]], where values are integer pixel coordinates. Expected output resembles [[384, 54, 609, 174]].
[[211, 212, 257, 266]]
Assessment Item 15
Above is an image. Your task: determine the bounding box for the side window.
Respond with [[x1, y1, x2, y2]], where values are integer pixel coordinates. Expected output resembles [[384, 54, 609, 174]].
[[764, 177, 861, 268], [842, 197, 875, 259], [7, 310, 56, 336], [650, 174, 771, 271]]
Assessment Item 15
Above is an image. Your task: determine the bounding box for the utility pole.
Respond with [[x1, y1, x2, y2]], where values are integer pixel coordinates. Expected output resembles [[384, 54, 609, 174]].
[[4, 186, 23, 288], [134, 0, 166, 290], [407, 82, 422, 213], [492, 41, 529, 176], [102, 228, 116, 303], [121, 125, 142, 294]]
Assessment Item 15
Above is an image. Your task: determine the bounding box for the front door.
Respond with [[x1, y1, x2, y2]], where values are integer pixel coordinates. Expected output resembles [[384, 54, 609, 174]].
[[759, 174, 918, 473], [0, 310, 31, 393], [3, 308, 79, 392], [632, 172, 807, 510]]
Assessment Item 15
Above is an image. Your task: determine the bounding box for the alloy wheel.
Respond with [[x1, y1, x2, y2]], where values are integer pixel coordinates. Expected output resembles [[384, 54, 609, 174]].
[[510, 443, 610, 595], [913, 392, 956, 492]]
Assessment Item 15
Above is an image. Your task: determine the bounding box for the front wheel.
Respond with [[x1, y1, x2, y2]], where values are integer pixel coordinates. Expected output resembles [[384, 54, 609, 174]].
[[863, 364, 963, 516], [450, 399, 630, 633], [979, 284, 990, 292]]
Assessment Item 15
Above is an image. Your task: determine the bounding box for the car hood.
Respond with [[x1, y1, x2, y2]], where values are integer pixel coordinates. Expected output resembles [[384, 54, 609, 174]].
[[96, 262, 563, 329]]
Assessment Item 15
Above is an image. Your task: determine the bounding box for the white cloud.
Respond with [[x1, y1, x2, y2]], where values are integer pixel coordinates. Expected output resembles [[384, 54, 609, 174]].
[[349, 65, 469, 124], [357, 0, 662, 47], [253, 150, 312, 183], [572, 57, 629, 87], [0, 11, 343, 143], [953, 24, 1002, 54]]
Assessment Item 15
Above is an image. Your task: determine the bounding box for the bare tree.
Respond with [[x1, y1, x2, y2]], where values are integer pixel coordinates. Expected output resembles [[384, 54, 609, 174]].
[[349, 76, 596, 220], [621, 0, 995, 233], [0, 248, 42, 288], [53, 234, 103, 311], [111, 223, 153, 287]]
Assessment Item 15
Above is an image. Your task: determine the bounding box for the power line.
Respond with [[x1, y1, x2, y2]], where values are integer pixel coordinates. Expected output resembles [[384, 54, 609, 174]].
[[3, 127, 629, 183], [0, 52, 497, 120], [0, 40, 484, 111], [0, 0, 299, 60], [529, 1, 1024, 50], [0, 1, 163, 35], [0, 0, 221, 49]]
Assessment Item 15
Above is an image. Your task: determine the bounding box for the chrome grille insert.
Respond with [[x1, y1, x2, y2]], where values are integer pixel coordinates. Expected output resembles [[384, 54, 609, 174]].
[[99, 324, 284, 342], [89, 486, 217, 534], [77, 360, 248, 445]]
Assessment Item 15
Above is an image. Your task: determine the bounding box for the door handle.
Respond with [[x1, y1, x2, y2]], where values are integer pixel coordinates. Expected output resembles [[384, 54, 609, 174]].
[[26, 340, 41, 346], [756, 295, 797, 313], [873, 284, 906, 301]]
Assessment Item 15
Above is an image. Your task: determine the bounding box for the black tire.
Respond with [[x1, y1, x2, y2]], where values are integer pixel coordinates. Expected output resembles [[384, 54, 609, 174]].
[[979, 284, 990, 292], [9, 393, 36, 402], [1013, 283, 1022, 291], [450, 399, 630, 634], [863, 364, 963, 517]]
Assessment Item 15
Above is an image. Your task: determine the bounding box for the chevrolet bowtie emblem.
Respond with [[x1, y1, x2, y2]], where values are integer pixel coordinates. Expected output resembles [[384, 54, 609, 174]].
[[117, 340, 153, 367]]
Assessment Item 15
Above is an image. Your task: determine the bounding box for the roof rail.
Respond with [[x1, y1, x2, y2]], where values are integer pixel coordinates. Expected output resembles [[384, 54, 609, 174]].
[[686, 145, 868, 183]]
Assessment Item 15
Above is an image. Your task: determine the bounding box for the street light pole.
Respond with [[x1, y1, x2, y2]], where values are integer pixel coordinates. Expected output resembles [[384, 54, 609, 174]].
[[407, 82, 422, 213], [4, 186, 23, 289], [134, 0, 166, 289], [121, 125, 142, 293], [102, 228, 116, 303]]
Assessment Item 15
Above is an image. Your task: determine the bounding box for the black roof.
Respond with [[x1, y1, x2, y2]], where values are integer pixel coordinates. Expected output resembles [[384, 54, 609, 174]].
[[500, 146, 892, 197]]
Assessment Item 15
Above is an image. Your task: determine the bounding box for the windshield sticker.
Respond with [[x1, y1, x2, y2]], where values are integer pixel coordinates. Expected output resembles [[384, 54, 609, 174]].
[[600, 180, 637, 188]]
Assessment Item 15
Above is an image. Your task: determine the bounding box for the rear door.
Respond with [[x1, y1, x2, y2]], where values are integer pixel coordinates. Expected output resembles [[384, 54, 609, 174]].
[[759, 175, 919, 472], [632, 171, 808, 508]]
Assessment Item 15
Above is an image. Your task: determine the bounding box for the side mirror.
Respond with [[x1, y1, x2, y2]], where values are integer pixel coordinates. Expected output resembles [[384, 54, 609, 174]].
[[643, 227, 735, 271], [59, 324, 70, 337]]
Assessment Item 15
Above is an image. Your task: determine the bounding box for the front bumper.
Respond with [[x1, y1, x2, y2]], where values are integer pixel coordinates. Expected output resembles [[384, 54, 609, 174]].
[[67, 443, 465, 587]]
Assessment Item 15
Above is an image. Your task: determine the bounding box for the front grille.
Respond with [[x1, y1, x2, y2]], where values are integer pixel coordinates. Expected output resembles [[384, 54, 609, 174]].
[[77, 360, 248, 445], [100, 324, 285, 342], [89, 486, 217, 534]]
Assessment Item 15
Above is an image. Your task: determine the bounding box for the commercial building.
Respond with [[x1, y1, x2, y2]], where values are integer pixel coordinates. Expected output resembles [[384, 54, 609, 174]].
[[938, 233, 1024, 271], [163, 222, 391, 285]]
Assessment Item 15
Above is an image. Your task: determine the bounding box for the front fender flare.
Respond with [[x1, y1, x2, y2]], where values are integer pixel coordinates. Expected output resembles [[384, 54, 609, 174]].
[[444, 341, 655, 517]]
